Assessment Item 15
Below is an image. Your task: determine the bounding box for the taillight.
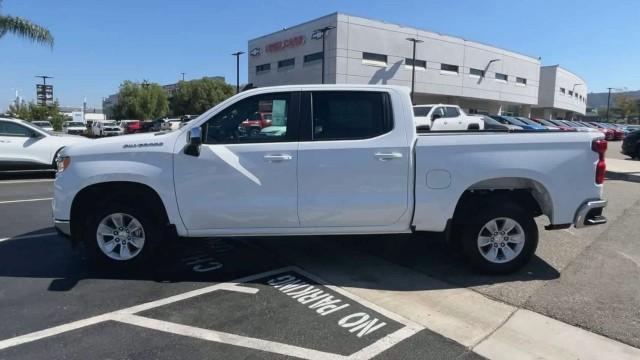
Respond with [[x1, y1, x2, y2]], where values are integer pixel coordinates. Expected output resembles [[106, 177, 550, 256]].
[[592, 139, 607, 184]]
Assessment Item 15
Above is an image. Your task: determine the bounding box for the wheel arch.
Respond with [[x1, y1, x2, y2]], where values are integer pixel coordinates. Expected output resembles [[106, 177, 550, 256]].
[[70, 181, 171, 244]]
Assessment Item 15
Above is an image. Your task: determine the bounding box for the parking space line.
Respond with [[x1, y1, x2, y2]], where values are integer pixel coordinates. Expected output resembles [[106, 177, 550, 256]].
[[0, 314, 112, 351], [0, 179, 54, 185], [115, 314, 345, 360], [0, 198, 53, 205], [0, 232, 58, 243]]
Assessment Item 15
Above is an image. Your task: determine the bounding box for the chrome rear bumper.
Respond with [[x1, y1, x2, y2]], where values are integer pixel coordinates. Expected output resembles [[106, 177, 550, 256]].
[[574, 200, 607, 228]]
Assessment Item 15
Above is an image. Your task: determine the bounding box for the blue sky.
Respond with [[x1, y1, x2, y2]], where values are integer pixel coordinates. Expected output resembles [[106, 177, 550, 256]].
[[1, 0, 639, 110]]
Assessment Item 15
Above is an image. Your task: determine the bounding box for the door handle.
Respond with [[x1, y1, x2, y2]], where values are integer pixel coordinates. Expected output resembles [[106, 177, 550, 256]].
[[374, 152, 403, 161], [264, 154, 292, 162]]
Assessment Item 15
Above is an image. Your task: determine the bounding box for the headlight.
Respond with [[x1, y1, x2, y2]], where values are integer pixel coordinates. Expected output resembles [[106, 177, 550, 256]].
[[56, 156, 71, 173]]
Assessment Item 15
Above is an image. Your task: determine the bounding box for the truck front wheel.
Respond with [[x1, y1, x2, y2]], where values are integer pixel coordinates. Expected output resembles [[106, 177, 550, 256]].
[[459, 202, 538, 274], [83, 202, 160, 268]]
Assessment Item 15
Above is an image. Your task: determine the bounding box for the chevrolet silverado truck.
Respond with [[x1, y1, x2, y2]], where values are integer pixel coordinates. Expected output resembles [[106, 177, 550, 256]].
[[53, 85, 608, 274]]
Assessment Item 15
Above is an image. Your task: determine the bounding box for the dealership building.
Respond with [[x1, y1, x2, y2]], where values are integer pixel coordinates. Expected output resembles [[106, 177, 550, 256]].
[[247, 13, 587, 118]]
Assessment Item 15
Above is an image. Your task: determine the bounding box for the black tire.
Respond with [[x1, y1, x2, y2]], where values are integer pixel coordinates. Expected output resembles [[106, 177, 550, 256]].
[[83, 201, 161, 269], [459, 201, 538, 274]]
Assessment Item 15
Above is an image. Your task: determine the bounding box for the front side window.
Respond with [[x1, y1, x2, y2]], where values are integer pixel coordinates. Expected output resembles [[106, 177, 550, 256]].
[[0, 121, 32, 137], [202, 93, 294, 144], [311, 91, 391, 141], [413, 106, 432, 117]]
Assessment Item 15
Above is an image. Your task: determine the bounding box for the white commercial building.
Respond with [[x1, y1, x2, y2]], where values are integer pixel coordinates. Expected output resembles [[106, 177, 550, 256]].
[[248, 13, 561, 117], [532, 65, 587, 119]]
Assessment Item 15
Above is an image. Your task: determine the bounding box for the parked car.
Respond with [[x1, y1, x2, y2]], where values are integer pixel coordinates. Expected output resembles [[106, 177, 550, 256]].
[[62, 121, 87, 135], [119, 120, 142, 134], [0, 117, 89, 170], [595, 123, 624, 140], [240, 112, 272, 135], [490, 115, 544, 131], [162, 119, 182, 131], [91, 120, 123, 137], [472, 115, 520, 130], [527, 118, 562, 130], [513, 117, 548, 131], [31, 120, 54, 132], [545, 119, 577, 131], [54, 85, 607, 275], [151, 119, 166, 132], [413, 105, 484, 131], [580, 122, 615, 140], [621, 129, 640, 159]]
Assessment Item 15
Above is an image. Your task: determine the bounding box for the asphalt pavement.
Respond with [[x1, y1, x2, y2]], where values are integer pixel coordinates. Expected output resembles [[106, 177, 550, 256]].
[[0, 169, 639, 358]]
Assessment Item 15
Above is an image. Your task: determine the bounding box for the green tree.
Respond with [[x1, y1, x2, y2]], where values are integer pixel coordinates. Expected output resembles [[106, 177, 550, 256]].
[[113, 81, 169, 120], [6, 100, 66, 130], [615, 94, 637, 121], [0, 0, 54, 47], [170, 77, 234, 116]]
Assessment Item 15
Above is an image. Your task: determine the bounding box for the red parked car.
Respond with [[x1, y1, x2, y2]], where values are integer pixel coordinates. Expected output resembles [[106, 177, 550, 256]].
[[240, 112, 272, 136], [579, 122, 615, 140], [596, 123, 625, 140], [120, 120, 142, 134]]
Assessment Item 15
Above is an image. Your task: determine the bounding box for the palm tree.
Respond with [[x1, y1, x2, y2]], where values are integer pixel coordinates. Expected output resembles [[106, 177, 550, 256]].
[[0, 0, 54, 47]]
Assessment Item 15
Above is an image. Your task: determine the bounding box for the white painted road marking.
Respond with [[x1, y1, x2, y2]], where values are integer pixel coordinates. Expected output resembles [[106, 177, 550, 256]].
[[0, 267, 422, 360], [0, 198, 53, 205], [0, 232, 58, 243], [0, 179, 54, 184]]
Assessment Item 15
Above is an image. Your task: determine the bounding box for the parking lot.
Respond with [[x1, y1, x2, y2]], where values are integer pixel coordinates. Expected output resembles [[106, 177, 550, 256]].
[[0, 163, 639, 359]]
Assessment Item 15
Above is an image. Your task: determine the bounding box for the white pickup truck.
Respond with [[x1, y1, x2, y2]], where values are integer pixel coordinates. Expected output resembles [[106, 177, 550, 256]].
[[413, 104, 484, 131], [53, 85, 608, 274]]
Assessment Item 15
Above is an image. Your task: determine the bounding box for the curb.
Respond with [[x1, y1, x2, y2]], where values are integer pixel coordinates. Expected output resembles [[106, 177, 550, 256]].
[[606, 171, 640, 183]]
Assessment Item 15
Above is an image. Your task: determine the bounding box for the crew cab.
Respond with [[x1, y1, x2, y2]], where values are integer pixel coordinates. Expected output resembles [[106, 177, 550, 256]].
[[0, 117, 88, 170], [53, 85, 607, 274], [63, 121, 87, 135], [413, 104, 484, 131], [91, 120, 123, 137]]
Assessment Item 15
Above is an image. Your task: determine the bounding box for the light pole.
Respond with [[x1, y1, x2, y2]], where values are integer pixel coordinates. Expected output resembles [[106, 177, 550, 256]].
[[405, 38, 423, 104], [232, 51, 244, 93], [180, 72, 186, 81], [606, 87, 613, 122], [313, 26, 335, 84]]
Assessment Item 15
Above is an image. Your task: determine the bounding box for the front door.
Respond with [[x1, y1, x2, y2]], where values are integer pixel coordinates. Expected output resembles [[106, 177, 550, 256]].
[[0, 120, 49, 169], [297, 90, 411, 227], [174, 91, 300, 231]]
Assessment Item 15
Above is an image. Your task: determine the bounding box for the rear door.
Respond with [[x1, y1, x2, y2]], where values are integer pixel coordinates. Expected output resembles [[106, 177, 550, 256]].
[[297, 90, 411, 227], [0, 120, 51, 169]]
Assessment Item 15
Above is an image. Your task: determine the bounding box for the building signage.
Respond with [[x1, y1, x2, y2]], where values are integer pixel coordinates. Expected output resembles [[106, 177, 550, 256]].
[[265, 35, 305, 53], [250, 47, 261, 56]]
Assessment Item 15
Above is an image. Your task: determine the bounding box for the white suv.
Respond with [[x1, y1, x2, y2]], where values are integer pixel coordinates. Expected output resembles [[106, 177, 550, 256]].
[[0, 118, 89, 171], [413, 104, 484, 131]]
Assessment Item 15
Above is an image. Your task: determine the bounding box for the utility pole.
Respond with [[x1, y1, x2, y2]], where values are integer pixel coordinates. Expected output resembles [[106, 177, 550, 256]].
[[405, 38, 423, 104], [35, 75, 53, 85], [606, 87, 613, 122], [232, 52, 244, 93], [180, 72, 186, 81], [313, 26, 335, 84]]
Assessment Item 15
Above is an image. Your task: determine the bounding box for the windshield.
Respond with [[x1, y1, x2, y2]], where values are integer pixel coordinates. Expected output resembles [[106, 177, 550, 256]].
[[32, 121, 51, 127], [536, 119, 556, 127], [503, 117, 528, 126], [516, 117, 540, 126], [481, 116, 501, 125], [413, 107, 432, 117], [67, 122, 84, 127]]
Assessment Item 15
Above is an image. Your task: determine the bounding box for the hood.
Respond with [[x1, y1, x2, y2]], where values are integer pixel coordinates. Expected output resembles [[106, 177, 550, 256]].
[[64, 131, 179, 157]]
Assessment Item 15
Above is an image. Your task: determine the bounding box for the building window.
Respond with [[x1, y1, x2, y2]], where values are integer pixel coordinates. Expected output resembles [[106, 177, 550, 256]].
[[362, 52, 387, 66], [568, 90, 573, 96], [304, 52, 323, 63], [495, 73, 508, 82], [405, 58, 426, 69], [278, 58, 295, 69], [256, 63, 271, 73], [516, 77, 527, 85], [441, 63, 459, 74], [470, 68, 485, 77], [560, 87, 566, 95]]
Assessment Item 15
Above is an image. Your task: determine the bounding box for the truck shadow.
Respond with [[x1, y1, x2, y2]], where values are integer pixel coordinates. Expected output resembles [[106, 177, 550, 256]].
[[0, 229, 559, 294]]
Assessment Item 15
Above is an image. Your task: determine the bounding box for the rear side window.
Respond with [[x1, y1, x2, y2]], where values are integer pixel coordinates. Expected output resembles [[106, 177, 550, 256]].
[[311, 91, 392, 141], [444, 107, 460, 118]]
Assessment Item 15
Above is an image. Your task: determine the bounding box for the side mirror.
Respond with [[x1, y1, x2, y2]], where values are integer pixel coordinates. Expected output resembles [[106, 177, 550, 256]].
[[432, 113, 443, 121], [184, 127, 202, 157]]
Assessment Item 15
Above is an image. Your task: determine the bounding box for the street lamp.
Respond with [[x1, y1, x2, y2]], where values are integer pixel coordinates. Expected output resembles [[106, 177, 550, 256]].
[[406, 38, 424, 104], [606, 87, 614, 122], [313, 26, 335, 84], [181, 72, 186, 81], [232, 51, 244, 93]]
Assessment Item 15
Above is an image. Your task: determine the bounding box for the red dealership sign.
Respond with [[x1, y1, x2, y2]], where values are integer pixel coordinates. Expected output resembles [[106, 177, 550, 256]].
[[265, 35, 305, 53]]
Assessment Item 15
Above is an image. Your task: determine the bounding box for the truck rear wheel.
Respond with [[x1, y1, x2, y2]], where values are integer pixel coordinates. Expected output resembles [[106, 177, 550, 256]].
[[83, 202, 160, 268], [459, 202, 538, 274]]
